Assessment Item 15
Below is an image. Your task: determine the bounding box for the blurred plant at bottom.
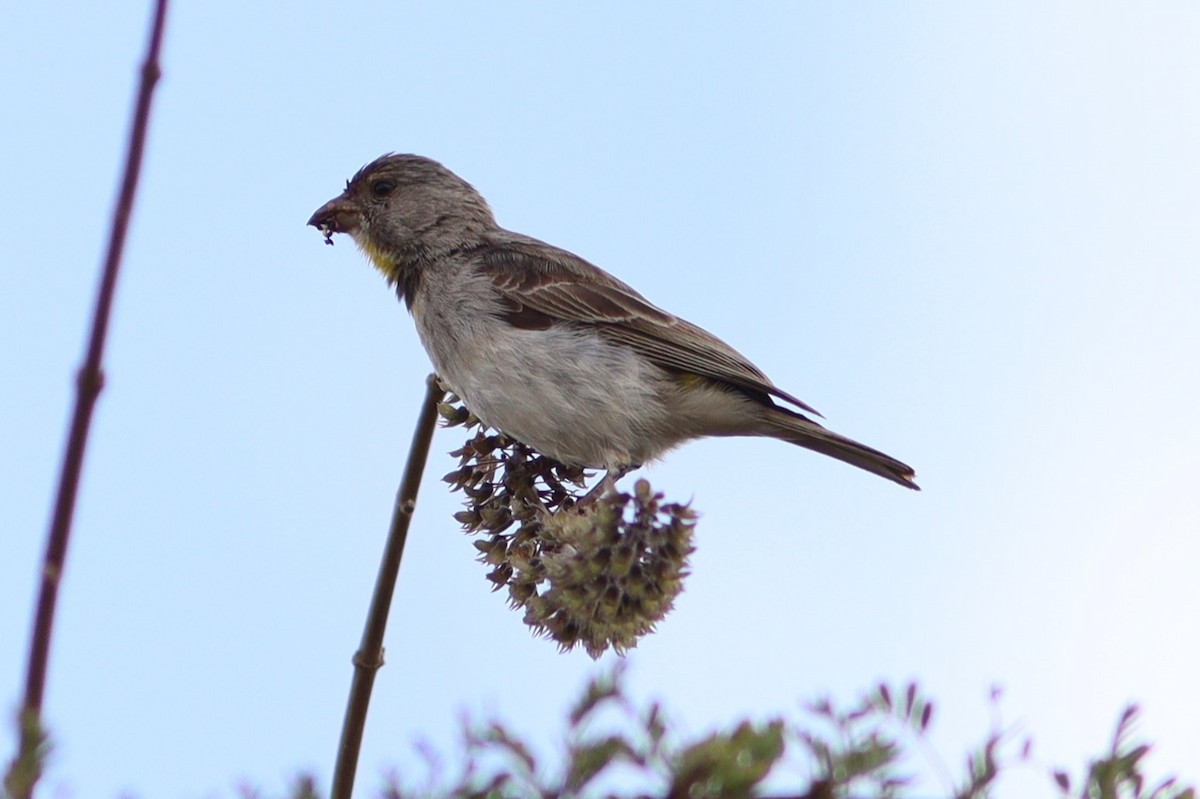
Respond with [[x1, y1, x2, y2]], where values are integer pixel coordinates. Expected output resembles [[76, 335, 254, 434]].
[[439, 395, 697, 659], [18, 667, 1195, 798], [357, 666, 1191, 799]]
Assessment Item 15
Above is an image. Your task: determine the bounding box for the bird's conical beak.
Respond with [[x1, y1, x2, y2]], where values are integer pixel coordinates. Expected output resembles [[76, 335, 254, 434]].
[[307, 196, 362, 245]]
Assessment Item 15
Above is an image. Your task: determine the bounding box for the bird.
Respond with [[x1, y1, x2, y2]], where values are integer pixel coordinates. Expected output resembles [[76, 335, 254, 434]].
[[308, 154, 918, 492]]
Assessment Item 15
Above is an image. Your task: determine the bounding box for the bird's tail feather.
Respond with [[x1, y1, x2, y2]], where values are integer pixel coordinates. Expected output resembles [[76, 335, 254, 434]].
[[763, 408, 919, 490]]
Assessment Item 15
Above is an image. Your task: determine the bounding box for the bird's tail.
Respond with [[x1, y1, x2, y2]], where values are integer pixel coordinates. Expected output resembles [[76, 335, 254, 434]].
[[761, 407, 919, 490]]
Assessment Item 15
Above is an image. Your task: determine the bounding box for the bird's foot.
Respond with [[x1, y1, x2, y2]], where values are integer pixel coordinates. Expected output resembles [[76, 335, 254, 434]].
[[574, 465, 637, 509]]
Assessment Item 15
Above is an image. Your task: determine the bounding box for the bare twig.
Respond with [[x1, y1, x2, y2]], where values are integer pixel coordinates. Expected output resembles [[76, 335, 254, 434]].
[[5, 3, 169, 798], [331, 374, 446, 799]]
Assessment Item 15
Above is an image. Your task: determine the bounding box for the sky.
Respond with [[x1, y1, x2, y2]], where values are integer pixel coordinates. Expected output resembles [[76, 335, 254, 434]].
[[2, 3, 1198, 797]]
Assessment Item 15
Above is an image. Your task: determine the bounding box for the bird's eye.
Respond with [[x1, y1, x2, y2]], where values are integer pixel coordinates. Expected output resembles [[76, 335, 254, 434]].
[[370, 179, 395, 198]]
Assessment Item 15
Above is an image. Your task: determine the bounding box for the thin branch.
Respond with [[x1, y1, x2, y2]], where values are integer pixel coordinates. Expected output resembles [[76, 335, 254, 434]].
[[5, 3, 169, 798], [331, 374, 446, 799]]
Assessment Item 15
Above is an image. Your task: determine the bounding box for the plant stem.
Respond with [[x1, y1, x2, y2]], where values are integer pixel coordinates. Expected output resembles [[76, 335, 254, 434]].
[[5, 4, 168, 798], [330, 374, 445, 799]]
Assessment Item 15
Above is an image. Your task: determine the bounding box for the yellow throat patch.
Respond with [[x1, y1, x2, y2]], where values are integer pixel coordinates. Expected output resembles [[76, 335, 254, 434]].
[[355, 236, 401, 285]]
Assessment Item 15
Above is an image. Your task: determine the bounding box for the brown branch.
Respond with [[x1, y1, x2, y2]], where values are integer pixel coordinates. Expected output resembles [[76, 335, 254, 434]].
[[5, 3, 169, 798], [331, 374, 446, 799]]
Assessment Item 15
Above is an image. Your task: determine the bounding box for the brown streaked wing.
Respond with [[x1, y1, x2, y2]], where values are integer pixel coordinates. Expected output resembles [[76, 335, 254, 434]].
[[477, 238, 822, 416]]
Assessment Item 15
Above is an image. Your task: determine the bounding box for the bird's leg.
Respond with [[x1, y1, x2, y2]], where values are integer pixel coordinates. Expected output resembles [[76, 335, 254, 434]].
[[575, 465, 636, 508]]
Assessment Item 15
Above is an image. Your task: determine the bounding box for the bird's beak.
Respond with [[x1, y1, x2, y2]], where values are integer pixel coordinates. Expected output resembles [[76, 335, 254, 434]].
[[307, 195, 362, 244]]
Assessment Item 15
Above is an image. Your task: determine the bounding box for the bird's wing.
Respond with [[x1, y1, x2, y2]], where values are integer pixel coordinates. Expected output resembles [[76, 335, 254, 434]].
[[474, 235, 822, 416]]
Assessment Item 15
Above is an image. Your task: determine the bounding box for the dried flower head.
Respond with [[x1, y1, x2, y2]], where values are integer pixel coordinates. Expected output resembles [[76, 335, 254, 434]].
[[439, 396, 697, 658]]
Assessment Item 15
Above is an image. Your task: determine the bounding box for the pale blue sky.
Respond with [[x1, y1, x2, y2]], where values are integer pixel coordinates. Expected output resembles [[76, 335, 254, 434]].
[[3, 3, 1198, 797]]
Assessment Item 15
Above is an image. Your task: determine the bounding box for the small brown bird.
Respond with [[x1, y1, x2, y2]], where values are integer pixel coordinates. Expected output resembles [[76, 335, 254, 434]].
[[309, 154, 918, 491]]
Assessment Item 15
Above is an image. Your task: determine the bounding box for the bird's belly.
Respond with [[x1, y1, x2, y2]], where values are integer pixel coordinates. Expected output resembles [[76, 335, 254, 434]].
[[427, 324, 674, 470]]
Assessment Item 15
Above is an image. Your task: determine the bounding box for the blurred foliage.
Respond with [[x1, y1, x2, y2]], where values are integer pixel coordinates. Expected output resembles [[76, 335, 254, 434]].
[[8, 668, 1194, 799], [307, 668, 1184, 799], [1050, 705, 1194, 799]]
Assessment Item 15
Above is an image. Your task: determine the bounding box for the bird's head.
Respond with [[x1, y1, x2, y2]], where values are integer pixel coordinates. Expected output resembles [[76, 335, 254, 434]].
[[307, 153, 496, 283]]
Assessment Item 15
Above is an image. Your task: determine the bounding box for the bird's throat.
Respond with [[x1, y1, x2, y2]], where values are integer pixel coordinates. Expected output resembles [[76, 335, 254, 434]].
[[353, 235, 403, 285]]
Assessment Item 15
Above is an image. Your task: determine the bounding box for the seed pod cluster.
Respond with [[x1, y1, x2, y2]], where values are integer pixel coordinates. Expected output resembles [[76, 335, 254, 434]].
[[439, 397, 697, 657]]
